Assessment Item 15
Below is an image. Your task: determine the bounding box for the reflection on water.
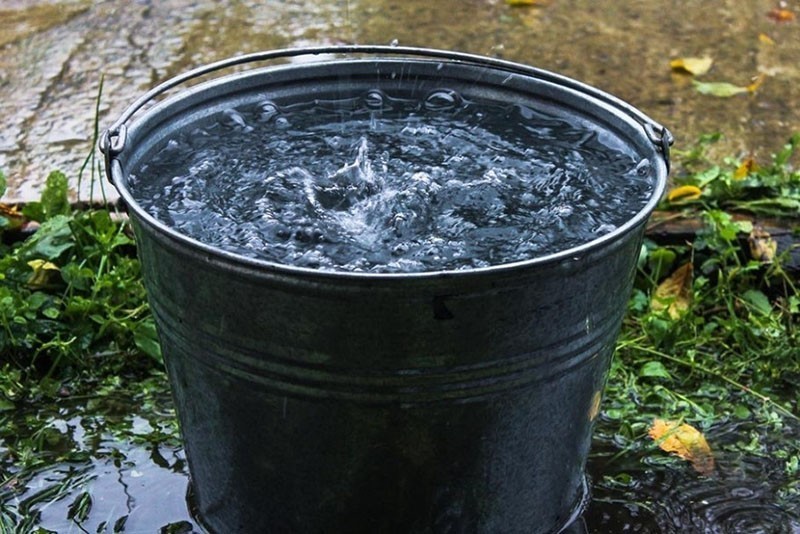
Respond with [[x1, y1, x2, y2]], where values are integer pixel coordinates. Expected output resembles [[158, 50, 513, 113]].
[[585, 419, 800, 534], [3, 388, 799, 533], [0, 390, 201, 533]]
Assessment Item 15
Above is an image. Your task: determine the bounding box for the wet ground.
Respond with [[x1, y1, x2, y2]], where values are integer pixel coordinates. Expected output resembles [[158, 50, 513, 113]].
[[0, 0, 799, 201], [4, 388, 799, 533]]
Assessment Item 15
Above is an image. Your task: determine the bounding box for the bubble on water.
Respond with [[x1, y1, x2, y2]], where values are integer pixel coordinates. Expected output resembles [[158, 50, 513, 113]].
[[595, 223, 617, 234], [634, 158, 652, 177], [131, 91, 653, 273], [363, 90, 385, 110], [221, 109, 253, 132], [424, 90, 461, 112], [258, 100, 280, 122]]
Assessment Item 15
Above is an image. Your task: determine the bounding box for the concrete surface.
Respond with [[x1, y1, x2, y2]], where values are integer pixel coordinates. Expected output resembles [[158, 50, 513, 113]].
[[1, 0, 798, 202]]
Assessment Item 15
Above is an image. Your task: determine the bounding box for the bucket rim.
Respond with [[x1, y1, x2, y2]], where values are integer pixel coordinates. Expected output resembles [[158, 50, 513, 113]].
[[104, 46, 670, 281]]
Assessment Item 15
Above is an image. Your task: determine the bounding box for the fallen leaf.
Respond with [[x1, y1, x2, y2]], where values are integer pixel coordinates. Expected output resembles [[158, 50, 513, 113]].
[[670, 56, 713, 76], [506, 0, 540, 5], [649, 419, 715, 475], [0, 204, 26, 230], [27, 259, 61, 289], [652, 263, 693, 320], [747, 74, 766, 93], [734, 156, 760, 180], [748, 227, 777, 263], [667, 185, 702, 202], [768, 7, 795, 22], [693, 80, 749, 97], [759, 33, 776, 45]]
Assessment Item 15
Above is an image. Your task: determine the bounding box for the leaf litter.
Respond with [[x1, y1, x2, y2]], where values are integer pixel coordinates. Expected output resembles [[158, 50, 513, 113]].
[[648, 419, 715, 475]]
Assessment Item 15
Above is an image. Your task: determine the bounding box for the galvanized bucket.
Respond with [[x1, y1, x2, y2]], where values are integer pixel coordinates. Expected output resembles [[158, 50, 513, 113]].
[[101, 46, 671, 533]]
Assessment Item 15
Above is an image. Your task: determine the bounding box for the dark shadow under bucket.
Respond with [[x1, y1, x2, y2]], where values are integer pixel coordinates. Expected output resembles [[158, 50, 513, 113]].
[[101, 46, 670, 533]]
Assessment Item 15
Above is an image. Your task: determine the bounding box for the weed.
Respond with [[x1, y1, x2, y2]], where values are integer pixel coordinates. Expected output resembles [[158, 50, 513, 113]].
[[595, 135, 800, 514], [669, 133, 800, 217], [0, 170, 160, 407]]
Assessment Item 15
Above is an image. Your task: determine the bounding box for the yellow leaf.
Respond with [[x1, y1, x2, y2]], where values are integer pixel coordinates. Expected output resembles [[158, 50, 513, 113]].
[[0, 204, 26, 230], [746, 73, 766, 93], [506, 0, 548, 5], [670, 56, 713, 76], [768, 8, 795, 22], [734, 156, 760, 180], [27, 259, 60, 289], [649, 419, 715, 475], [759, 33, 776, 45], [667, 185, 702, 202], [693, 80, 749, 97], [748, 227, 777, 263], [652, 263, 693, 320]]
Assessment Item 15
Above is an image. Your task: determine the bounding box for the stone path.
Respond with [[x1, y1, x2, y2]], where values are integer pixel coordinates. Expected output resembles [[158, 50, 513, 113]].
[[1, 0, 798, 202]]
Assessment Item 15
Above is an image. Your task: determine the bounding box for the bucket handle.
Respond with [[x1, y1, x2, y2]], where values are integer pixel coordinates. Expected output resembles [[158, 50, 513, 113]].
[[99, 45, 673, 181]]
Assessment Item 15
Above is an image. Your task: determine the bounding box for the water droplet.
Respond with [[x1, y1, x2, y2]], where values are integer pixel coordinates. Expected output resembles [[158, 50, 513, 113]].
[[595, 223, 616, 234], [634, 158, 651, 177], [363, 89, 385, 110], [730, 487, 755, 498], [424, 89, 461, 111], [259, 100, 280, 122], [221, 109, 252, 131]]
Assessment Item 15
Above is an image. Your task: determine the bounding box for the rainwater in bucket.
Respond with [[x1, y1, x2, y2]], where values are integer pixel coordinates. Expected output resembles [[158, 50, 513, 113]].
[[101, 46, 671, 533]]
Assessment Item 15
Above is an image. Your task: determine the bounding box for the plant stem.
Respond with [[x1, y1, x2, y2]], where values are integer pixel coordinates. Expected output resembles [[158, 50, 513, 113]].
[[631, 345, 799, 421]]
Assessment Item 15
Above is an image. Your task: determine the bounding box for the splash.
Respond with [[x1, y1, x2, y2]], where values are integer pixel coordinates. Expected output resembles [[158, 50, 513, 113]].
[[131, 89, 654, 272]]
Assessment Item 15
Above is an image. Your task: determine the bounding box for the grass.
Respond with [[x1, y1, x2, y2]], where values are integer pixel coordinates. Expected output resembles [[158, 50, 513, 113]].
[[595, 133, 800, 512], [0, 133, 798, 529]]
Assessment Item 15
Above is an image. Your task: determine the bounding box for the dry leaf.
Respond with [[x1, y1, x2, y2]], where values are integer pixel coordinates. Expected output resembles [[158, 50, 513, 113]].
[[652, 263, 693, 320], [768, 8, 795, 22], [693, 80, 748, 97], [748, 227, 777, 263], [667, 185, 702, 202], [670, 56, 713, 76], [506, 0, 540, 5], [734, 156, 760, 180], [746, 74, 766, 93], [27, 259, 60, 289], [649, 419, 715, 475], [0, 204, 26, 230], [759, 33, 776, 45]]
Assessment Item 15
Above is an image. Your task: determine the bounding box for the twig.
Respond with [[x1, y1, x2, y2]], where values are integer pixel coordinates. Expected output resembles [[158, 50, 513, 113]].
[[629, 345, 799, 421]]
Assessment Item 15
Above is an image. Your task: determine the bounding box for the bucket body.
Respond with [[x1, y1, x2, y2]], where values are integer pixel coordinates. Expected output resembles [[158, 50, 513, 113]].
[[105, 48, 669, 533]]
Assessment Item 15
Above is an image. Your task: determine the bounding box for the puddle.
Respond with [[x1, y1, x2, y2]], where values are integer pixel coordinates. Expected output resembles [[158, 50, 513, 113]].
[[3, 385, 798, 533], [0, 386, 201, 533], [1, 0, 799, 202], [585, 418, 800, 533]]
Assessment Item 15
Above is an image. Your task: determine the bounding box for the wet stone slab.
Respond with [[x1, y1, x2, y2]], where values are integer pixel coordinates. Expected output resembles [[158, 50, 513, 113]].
[[0, 0, 799, 201]]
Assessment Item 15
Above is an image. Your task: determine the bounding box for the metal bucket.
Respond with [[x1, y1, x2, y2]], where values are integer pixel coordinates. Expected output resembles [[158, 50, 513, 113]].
[[101, 46, 670, 533]]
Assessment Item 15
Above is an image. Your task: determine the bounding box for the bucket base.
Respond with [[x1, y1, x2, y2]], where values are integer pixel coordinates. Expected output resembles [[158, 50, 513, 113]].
[[185, 475, 591, 534]]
